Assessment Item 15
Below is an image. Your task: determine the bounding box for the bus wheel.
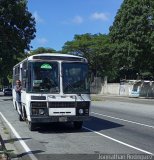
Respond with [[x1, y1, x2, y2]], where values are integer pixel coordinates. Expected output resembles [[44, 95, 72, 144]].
[[22, 107, 27, 121], [19, 114, 23, 121], [74, 121, 83, 129], [28, 121, 35, 131]]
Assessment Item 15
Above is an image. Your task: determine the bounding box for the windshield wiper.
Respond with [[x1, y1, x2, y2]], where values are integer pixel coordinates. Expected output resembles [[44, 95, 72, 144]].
[[64, 81, 75, 92], [64, 80, 89, 94]]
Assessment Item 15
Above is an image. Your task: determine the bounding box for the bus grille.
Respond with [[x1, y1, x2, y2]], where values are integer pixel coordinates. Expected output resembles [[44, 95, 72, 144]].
[[48, 102, 75, 108], [48, 101, 90, 108], [31, 102, 47, 108], [76, 101, 90, 107]]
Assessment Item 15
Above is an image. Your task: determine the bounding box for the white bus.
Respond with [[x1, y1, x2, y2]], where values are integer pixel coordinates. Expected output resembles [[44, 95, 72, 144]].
[[13, 53, 91, 131]]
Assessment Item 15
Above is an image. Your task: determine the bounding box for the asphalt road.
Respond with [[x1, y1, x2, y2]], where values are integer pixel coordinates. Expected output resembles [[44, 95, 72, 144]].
[[0, 93, 154, 160]]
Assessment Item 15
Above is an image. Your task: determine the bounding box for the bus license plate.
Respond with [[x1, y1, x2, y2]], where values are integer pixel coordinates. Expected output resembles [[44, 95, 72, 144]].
[[59, 117, 67, 122]]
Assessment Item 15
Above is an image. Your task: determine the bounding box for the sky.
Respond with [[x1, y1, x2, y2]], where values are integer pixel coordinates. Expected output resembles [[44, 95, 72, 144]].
[[27, 0, 123, 51]]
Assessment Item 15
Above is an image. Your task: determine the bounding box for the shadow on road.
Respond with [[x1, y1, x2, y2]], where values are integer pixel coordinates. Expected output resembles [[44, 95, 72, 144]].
[[3, 137, 44, 159], [17, 150, 45, 159], [37, 116, 124, 134], [84, 116, 124, 131], [37, 122, 86, 134], [4, 137, 31, 144], [36, 154, 99, 160], [1, 98, 13, 101], [0, 94, 12, 101]]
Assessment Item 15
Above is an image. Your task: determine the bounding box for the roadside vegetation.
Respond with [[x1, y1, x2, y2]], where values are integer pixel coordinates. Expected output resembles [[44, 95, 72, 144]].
[[0, 0, 154, 86], [0, 123, 17, 159]]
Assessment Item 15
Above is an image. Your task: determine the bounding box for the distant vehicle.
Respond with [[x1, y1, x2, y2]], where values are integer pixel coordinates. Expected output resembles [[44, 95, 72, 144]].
[[3, 88, 12, 96], [128, 80, 141, 97]]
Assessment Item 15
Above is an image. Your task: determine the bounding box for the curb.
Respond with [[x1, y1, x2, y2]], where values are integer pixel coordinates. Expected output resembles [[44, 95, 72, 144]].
[[0, 117, 19, 160], [90, 94, 154, 99]]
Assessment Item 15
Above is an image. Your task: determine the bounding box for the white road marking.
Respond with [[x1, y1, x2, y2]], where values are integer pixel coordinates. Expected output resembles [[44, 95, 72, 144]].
[[92, 112, 154, 129], [83, 126, 154, 155], [0, 112, 38, 160]]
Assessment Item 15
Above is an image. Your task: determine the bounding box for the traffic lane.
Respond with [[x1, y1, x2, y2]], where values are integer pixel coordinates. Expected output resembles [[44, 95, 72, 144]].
[[85, 115, 154, 154], [0, 98, 148, 159], [1, 119, 143, 158], [88, 102, 154, 154], [20, 122, 152, 156], [91, 101, 154, 126], [0, 100, 141, 155]]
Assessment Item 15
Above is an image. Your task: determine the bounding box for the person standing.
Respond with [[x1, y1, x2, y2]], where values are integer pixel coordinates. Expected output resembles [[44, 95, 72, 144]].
[[15, 80, 22, 114]]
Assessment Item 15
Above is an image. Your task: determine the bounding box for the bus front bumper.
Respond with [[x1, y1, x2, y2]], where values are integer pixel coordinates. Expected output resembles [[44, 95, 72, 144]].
[[30, 116, 90, 123]]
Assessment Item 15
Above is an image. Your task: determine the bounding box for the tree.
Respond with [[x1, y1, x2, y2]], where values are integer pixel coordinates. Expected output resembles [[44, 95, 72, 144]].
[[29, 47, 56, 55], [0, 0, 36, 85], [62, 33, 115, 80], [109, 0, 154, 78], [62, 33, 94, 60]]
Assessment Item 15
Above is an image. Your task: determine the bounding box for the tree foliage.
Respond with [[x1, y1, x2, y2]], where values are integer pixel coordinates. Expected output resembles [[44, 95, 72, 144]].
[[0, 0, 36, 85], [109, 0, 154, 78], [62, 33, 116, 80], [1, 0, 154, 85], [29, 47, 56, 55]]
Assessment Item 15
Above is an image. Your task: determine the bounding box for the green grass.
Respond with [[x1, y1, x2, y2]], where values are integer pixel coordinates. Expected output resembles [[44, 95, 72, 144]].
[[3, 127, 9, 135], [0, 149, 17, 159], [0, 120, 17, 158], [91, 97, 104, 101]]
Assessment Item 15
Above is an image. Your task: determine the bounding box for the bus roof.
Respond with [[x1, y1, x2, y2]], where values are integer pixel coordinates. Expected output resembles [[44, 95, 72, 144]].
[[13, 53, 87, 68], [28, 53, 85, 59]]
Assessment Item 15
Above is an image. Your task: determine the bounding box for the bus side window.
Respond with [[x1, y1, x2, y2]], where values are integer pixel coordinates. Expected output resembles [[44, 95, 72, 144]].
[[22, 61, 27, 90], [14, 66, 20, 86]]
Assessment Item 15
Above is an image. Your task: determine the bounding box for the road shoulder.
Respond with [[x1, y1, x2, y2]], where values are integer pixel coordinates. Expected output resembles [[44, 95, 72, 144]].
[[0, 116, 19, 159]]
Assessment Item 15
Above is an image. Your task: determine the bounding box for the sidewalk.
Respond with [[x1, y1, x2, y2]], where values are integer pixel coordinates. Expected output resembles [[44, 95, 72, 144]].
[[91, 94, 129, 100], [91, 94, 154, 100], [0, 117, 18, 160], [90, 94, 154, 105]]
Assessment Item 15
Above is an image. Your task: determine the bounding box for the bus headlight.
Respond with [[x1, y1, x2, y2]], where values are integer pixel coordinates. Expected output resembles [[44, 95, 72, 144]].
[[32, 108, 45, 115], [39, 109, 45, 115], [31, 102, 47, 115], [32, 109, 38, 115]]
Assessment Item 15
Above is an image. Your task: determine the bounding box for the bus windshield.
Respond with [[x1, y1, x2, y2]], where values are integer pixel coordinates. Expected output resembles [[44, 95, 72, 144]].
[[28, 62, 59, 93], [62, 62, 90, 94]]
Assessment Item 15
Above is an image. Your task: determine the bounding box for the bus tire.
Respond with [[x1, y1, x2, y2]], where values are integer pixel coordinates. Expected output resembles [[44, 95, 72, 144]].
[[74, 121, 83, 129], [22, 107, 27, 121], [19, 114, 23, 121], [28, 121, 35, 131]]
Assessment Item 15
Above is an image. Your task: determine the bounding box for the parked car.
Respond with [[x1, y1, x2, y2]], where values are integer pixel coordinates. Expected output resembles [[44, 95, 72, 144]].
[[3, 88, 12, 96]]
